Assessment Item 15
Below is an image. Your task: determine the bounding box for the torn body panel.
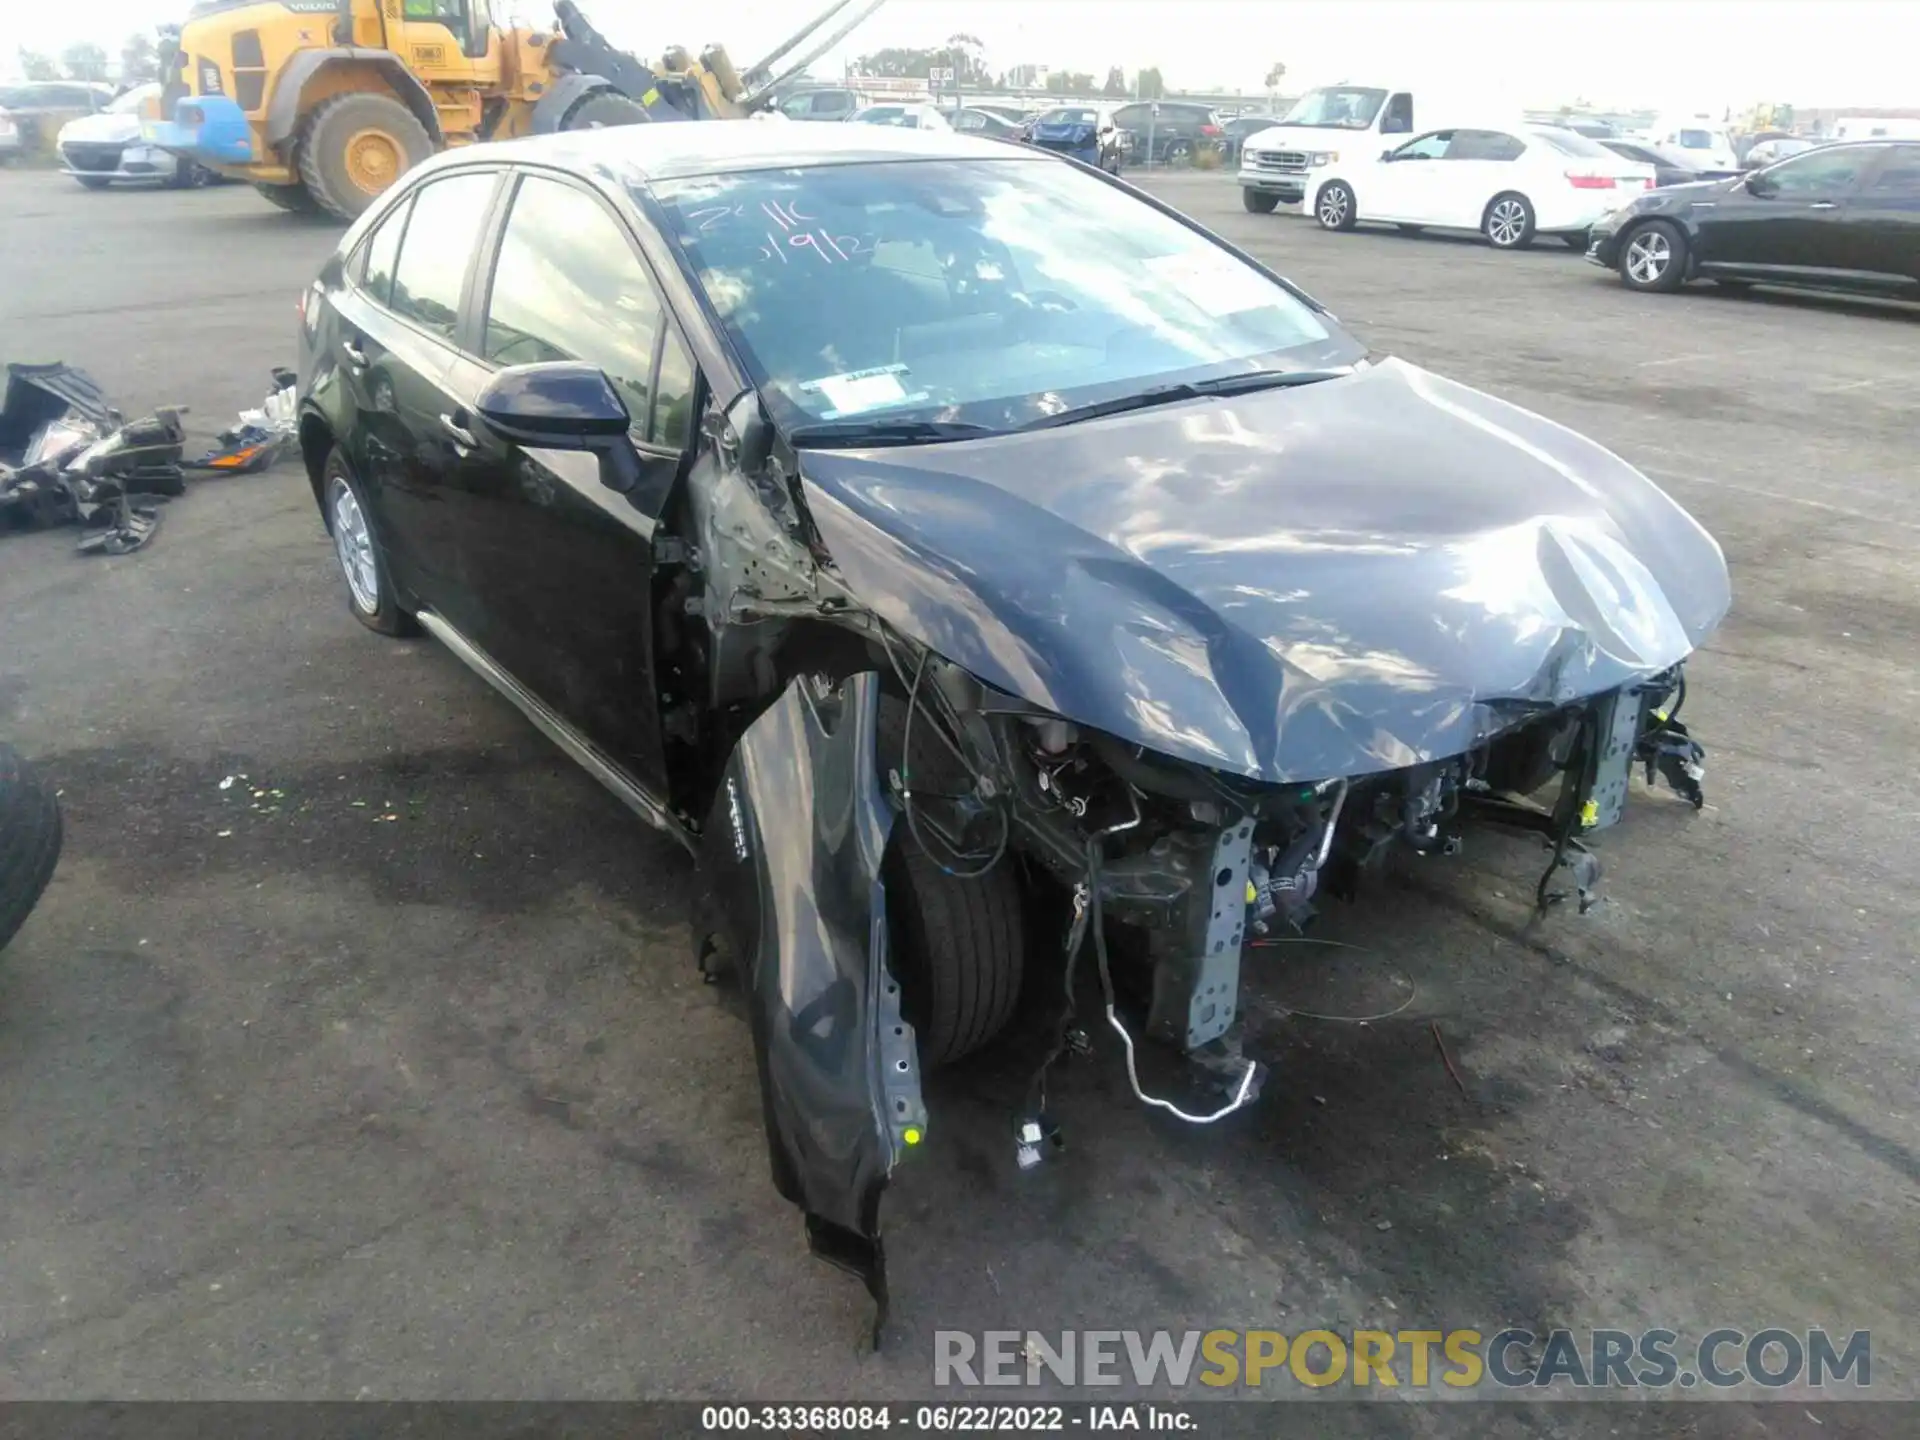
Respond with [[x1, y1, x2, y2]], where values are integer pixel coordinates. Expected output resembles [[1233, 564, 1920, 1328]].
[[696, 670, 925, 1337]]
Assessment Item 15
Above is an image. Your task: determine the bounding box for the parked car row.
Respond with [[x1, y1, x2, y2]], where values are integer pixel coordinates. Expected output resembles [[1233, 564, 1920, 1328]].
[[1233, 106, 1918, 305]]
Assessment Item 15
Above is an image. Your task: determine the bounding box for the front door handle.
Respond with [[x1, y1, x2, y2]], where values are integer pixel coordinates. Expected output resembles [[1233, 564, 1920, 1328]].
[[340, 338, 369, 369], [1808, 201, 1838, 210], [439, 412, 477, 451]]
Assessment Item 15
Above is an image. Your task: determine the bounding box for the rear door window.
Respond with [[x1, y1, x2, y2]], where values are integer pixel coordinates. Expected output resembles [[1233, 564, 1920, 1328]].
[[481, 174, 665, 431], [388, 170, 498, 339], [358, 198, 410, 306]]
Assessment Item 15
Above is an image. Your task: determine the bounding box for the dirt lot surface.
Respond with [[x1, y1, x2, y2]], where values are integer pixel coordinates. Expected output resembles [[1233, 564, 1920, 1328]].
[[1, 168, 1914, 1432]]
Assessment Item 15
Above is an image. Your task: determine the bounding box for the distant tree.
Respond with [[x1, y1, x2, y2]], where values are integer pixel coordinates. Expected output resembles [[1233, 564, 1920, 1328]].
[[120, 32, 159, 85], [852, 42, 990, 86], [1101, 66, 1128, 98], [17, 48, 59, 81], [1264, 61, 1286, 90], [61, 41, 110, 82], [1044, 71, 1096, 97], [1136, 67, 1166, 100]]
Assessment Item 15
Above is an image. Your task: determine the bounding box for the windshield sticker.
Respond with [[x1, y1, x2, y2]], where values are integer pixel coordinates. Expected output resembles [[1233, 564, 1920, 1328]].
[[800, 365, 928, 419], [1143, 253, 1277, 316]]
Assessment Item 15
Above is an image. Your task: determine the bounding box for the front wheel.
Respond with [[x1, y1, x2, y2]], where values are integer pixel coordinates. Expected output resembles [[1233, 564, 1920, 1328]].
[[1483, 193, 1536, 249], [1242, 188, 1279, 214], [1315, 180, 1358, 231], [1618, 219, 1688, 292], [323, 450, 416, 637], [296, 91, 434, 220]]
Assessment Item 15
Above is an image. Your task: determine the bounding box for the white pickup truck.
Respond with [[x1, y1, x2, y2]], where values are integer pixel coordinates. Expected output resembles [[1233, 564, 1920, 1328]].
[[1237, 84, 1420, 211]]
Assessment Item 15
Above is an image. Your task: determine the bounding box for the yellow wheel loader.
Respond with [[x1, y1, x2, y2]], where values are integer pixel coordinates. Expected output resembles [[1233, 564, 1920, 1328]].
[[146, 0, 887, 219]]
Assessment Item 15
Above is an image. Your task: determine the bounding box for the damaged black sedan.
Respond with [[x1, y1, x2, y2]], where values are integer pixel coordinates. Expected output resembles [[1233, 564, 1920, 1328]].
[[295, 123, 1727, 1332]]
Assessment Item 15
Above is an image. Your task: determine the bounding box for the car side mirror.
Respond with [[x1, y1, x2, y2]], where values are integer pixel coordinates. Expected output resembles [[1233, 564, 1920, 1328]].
[[474, 361, 641, 493], [1743, 173, 1775, 197], [1380, 148, 1396, 161]]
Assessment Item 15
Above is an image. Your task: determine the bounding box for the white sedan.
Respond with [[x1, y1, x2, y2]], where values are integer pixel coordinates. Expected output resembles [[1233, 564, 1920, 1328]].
[[1287, 123, 1656, 249], [847, 103, 951, 132]]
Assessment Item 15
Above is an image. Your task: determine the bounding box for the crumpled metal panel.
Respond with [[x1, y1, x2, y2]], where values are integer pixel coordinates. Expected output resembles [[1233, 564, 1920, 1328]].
[[797, 358, 1731, 784], [697, 671, 925, 1328], [0, 363, 113, 464]]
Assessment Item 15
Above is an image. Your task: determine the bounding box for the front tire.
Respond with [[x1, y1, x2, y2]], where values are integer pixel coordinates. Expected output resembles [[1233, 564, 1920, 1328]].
[[1315, 179, 1357, 231], [1483, 193, 1536, 249], [877, 697, 1025, 1068], [323, 450, 416, 637], [1618, 219, 1688, 292], [297, 91, 433, 221], [1242, 188, 1279, 214], [0, 744, 63, 955]]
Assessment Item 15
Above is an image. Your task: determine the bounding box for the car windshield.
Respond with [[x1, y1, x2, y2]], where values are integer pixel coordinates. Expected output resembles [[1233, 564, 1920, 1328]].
[[1676, 129, 1718, 149], [1281, 87, 1388, 130], [650, 158, 1360, 434], [1038, 109, 1098, 126]]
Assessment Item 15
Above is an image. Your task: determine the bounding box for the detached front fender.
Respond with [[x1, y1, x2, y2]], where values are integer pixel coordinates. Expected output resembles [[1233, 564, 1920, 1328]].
[[696, 671, 927, 1341]]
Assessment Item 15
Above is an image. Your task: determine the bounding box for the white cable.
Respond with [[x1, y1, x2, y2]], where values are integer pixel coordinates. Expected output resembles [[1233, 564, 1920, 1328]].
[[1102, 1003, 1259, 1125]]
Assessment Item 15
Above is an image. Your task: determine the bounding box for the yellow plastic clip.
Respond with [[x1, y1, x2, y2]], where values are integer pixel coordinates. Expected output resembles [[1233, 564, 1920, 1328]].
[[902, 1126, 923, 1146], [1580, 799, 1599, 828]]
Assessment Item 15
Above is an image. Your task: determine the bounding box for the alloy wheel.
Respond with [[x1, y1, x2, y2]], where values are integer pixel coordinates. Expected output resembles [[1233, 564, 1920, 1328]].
[[329, 476, 379, 615], [1487, 198, 1529, 247], [1625, 229, 1671, 285], [1318, 187, 1349, 227]]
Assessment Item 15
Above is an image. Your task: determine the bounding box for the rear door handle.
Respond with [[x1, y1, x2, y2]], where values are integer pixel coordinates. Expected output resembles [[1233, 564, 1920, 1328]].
[[340, 338, 369, 369], [439, 413, 477, 451]]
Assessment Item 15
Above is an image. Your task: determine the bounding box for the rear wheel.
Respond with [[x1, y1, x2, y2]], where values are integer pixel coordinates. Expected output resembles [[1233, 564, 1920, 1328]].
[[163, 159, 206, 189], [562, 92, 650, 130], [877, 696, 1025, 1068], [0, 745, 63, 955], [1315, 179, 1357, 231], [1483, 193, 1536, 249], [323, 449, 416, 637], [1618, 219, 1688, 292], [253, 180, 323, 214], [297, 91, 433, 221], [1165, 138, 1194, 167], [1242, 188, 1279, 214]]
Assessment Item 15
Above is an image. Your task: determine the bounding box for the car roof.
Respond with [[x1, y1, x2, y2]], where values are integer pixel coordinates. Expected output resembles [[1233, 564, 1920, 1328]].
[[439, 119, 1028, 185]]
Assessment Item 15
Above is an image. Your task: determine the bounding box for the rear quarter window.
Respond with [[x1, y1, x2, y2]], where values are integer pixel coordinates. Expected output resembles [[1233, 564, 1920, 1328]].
[[387, 170, 498, 339]]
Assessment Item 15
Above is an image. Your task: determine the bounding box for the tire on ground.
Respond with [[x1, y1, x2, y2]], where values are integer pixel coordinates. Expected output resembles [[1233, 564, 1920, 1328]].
[[562, 93, 650, 130], [253, 180, 323, 213], [1618, 218, 1689, 293], [1242, 188, 1279, 214], [876, 694, 1026, 1068], [323, 447, 418, 637], [1315, 179, 1358, 231], [1482, 191, 1537, 249], [0, 744, 63, 954], [297, 91, 434, 221]]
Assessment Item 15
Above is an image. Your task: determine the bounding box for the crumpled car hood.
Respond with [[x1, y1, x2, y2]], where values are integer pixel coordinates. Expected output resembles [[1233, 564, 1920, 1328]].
[[797, 357, 1731, 784]]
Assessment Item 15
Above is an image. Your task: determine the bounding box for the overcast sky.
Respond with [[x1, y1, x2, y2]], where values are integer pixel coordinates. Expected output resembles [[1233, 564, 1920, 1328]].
[[11, 1, 1917, 112]]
